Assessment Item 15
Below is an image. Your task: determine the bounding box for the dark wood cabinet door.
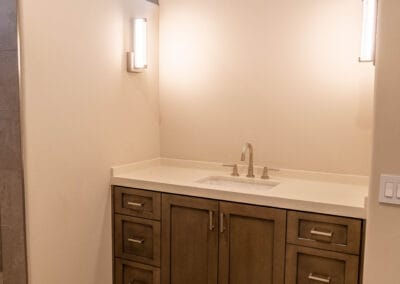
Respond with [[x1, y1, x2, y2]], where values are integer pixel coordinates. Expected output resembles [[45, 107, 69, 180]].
[[115, 214, 161, 266], [161, 194, 219, 284], [115, 258, 160, 284], [114, 187, 161, 220], [218, 202, 286, 284], [285, 245, 359, 284], [287, 211, 362, 255]]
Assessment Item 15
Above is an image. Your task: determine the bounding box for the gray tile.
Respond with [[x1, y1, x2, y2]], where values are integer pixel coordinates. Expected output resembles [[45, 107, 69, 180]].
[[0, 170, 27, 284], [0, 51, 20, 112], [0, 112, 22, 171], [0, 0, 17, 51], [0, 55, 22, 174], [0, 214, 2, 272], [0, 4, 26, 280], [0, 110, 17, 121]]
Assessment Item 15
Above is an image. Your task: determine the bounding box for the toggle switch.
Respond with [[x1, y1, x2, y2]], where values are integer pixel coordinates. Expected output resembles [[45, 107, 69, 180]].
[[385, 182, 394, 197]]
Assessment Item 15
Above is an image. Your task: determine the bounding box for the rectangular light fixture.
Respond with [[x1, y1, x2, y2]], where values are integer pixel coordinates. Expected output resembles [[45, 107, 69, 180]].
[[360, 0, 377, 62], [127, 18, 148, 72]]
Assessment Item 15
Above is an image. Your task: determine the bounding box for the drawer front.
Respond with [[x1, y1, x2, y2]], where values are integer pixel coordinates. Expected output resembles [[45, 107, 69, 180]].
[[115, 214, 161, 266], [114, 187, 161, 220], [285, 245, 359, 284], [287, 211, 362, 255], [115, 258, 160, 284]]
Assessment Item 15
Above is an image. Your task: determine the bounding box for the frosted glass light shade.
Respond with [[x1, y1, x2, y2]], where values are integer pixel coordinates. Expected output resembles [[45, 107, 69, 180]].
[[360, 0, 377, 62], [134, 18, 147, 69]]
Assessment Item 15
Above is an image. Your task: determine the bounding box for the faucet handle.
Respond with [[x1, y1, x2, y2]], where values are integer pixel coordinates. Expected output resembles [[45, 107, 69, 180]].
[[261, 166, 279, 179], [223, 164, 240, 177]]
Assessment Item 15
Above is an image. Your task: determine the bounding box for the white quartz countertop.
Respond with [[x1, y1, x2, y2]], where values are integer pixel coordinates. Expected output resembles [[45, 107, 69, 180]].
[[111, 158, 369, 219]]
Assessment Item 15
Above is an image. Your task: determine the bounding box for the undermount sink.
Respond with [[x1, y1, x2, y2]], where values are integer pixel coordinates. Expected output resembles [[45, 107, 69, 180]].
[[197, 176, 279, 190]]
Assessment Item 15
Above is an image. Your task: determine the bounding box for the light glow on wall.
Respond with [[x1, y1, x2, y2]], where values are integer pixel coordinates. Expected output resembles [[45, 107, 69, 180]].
[[360, 0, 377, 62]]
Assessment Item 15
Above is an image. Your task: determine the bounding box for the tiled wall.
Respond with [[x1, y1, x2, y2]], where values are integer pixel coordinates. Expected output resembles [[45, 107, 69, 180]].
[[0, 0, 28, 282]]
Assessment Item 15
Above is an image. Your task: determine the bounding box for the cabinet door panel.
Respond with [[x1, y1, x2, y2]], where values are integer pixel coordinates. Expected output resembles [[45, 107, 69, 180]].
[[218, 202, 286, 284], [285, 245, 359, 284], [161, 194, 219, 284], [115, 258, 160, 284], [287, 211, 362, 255], [114, 187, 161, 220], [115, 214, 161, 266]]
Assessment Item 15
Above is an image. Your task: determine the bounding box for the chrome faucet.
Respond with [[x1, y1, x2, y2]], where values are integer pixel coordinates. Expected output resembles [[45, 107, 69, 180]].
[[241, 142, 255, 178]]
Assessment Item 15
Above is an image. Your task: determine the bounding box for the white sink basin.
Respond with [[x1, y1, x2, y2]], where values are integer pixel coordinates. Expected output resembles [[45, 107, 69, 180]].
[[197, 176, 279, 190]]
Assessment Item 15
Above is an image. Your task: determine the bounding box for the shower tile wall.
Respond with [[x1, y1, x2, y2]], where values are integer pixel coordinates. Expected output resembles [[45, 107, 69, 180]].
[[0, 0, 28, 283]]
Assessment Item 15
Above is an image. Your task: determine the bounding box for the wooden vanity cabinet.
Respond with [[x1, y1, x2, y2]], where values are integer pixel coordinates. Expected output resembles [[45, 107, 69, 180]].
[[113, 186, 364, 284], [160, 196, 287, 284], [218, 202, 286, 284], [115, 259, 160, 284], [161, 194, 219, 284], [114, 214, 161, 266], [114, 186, 161, 220], [287, 211, 362, 255], [113, 187, 162, 284], [286, 211, 364, 284], [285, 245, 359, 284]]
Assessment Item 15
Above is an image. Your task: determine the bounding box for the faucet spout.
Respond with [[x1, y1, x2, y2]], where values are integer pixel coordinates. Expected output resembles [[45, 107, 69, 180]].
[[241, 143, 255, 178]]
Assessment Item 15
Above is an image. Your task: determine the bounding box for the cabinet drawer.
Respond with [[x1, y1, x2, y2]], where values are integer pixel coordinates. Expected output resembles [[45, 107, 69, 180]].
[[115, 258, 160, 284], [115, 214, 161, 266], [285, 245, 359, 284], [114, 187, 161, 220], [287, 211, 362, 255]]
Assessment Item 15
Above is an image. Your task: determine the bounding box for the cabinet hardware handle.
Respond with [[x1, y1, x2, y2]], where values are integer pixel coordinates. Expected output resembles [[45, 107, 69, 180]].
[[129, 281, 144, 284], [127, 202, 144, 208], [310, 228, 333, 238], [209, 211, 215, 231], [308, 273, 331, 283], [220, 213, 225, 233], [127, 238, 145, 244]]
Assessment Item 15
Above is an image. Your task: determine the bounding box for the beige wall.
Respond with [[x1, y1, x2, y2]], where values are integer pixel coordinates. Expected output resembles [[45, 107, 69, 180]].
[[364, 0, 400, 282], [159, 0, 375, 175], [19, 0, 160, 283]]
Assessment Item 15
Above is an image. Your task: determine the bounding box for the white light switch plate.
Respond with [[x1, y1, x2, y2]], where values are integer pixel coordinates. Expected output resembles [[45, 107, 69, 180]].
[[379, 174, 400, 205]]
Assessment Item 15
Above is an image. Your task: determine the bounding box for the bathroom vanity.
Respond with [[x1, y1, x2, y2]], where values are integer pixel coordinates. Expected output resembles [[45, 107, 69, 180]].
[[111, 159, 367, 284]]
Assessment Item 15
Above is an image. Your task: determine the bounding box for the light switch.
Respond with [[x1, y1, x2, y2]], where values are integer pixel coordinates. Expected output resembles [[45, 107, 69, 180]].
[[380, 175, 400, 205], [385, 182, 394, 197], [397, 185, 400, 199]]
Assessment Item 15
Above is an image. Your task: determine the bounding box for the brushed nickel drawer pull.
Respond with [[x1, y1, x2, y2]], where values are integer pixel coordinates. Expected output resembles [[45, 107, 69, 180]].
[[308, 273, 331, 283], [127, 237, 145, 244], [127, 201, 144, 208], [310, 228, 333, 238], [209, 211, 215, 231], [220, 213, 225, 233]]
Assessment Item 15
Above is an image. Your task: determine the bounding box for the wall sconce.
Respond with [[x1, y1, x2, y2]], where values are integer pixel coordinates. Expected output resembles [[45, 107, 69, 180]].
[[127, 18, 148, 73], [360, 0, 377, 62]]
